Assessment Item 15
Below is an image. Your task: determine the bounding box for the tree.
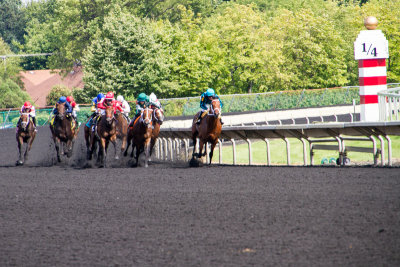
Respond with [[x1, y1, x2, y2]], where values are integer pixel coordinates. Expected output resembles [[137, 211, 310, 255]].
[[83, 9, 171, 100], [0, 0, 25, 52], [0, 78, 31, 108], [46, 85, 71, 106]]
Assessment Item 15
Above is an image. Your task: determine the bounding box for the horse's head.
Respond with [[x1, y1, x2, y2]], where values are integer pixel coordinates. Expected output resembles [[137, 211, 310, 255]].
[[105, 106, 115, 126], [153, 108, 164, 125], [19, 113, 30, 131], [209, 99, 221, 118], [141, 107, 153, 128], [56, 102, 65, 119]]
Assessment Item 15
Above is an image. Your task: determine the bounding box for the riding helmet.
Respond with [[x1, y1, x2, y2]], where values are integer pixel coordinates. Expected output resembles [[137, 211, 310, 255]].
[[137, 93, 147, 102], [66, 96, 74, 103], [97, 93, 105, 100], [59, 96, 67, 103], [205, 88, 215, 97], [117, 95, 124, 102], [24, 101, 32, 108], [105, 92, 114, 99]]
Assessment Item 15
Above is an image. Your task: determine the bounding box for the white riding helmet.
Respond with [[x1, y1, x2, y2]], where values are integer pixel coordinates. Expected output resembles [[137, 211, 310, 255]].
[[117, 95, 124, 102], [149, 93, 157, 103]]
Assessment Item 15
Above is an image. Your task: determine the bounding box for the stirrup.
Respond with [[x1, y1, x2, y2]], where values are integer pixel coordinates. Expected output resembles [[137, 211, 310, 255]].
[[196, 119, 201, 125]]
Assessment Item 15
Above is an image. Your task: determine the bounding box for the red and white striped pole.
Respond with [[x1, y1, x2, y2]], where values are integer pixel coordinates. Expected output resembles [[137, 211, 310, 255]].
[[354, 16, 389, 121]]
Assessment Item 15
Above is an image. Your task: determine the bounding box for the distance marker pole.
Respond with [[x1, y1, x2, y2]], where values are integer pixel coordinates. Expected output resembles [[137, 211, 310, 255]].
[[354, 16, 389, 121]]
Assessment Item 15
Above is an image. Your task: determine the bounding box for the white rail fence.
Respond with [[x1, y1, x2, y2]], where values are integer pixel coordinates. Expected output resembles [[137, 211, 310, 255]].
[[154, 122, 400, 167], [379, 86, 400, 121]]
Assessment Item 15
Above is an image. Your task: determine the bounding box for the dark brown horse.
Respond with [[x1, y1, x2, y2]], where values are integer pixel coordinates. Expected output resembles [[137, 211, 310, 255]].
[[50, 103, 77, 162], [84, 116, 98, 161], [114, 111, 128, 159], [191, 99, 222, 164], [149, 107, 164, 157], [90, 106, 118, 167], [16, 112, 36, 165], [125, 107, 153, 167]]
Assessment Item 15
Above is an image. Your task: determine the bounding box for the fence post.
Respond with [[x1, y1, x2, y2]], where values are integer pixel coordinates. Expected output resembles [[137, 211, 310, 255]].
[[230, 139, 236, 165], [264, 138, 271, 166], [218, 139, 222, 164]]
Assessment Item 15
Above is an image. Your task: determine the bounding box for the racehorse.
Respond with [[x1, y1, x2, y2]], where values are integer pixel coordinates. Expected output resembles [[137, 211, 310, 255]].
[[50, 102, 77, 162], [124, 107, 153, 167], [114, 110, 129, 159], [16, 112, 36, 165], [90, 106, 118, 168], [149, 107, 164, 157], [191, 99, 222, 164], [84, 116, 97, 161]]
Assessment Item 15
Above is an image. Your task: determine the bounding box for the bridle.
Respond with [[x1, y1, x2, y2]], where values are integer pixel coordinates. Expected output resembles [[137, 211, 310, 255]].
[[20, 113, 30, 130], [209, 99, 221, 118], [153, 108, 164, 124], [141, 107, 153, 128]]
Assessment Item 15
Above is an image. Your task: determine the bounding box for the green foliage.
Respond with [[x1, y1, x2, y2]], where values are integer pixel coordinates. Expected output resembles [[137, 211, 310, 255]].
[[46, 84, 71, 106], [83, 9, 171, 99], [0, 78, 31, 108], [0, 37, 21, 79], [0, 0, 25, 52]]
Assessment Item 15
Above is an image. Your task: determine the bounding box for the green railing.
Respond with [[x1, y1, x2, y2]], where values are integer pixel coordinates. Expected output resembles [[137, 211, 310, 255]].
[[2, 84, 399, 128]]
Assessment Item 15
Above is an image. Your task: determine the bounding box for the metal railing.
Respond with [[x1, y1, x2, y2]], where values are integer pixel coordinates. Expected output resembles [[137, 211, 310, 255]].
[[378, 86, 400, 121]]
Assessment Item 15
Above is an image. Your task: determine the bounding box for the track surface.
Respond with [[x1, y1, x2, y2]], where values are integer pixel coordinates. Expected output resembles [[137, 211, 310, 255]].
[[0, 126, 399, 266]]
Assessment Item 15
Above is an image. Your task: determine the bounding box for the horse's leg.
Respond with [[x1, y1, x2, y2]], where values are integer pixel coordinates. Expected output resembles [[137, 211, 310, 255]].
[[130, 139, 135, 158], [99, 138, 106, 168], [104, 139, 110, 168], [144, 140, 151, 168], [111, 136, 118, 160], [209, 140, 218, 165], [54, 137, 61, 162], [198, 139, 205, 159], [66, 140, 73, 158], [192, 137, 197, 158], [24, 137, 31, 162], [17, 136, 24, 165], [134, 144, 140, 167], [119, 135, 127, 159]]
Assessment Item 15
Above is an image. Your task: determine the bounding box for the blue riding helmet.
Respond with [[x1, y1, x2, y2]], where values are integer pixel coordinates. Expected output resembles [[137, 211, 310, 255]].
[[59, 96, 67, 103], [97, 93, 105, 100], [205, 88, 215, 97]]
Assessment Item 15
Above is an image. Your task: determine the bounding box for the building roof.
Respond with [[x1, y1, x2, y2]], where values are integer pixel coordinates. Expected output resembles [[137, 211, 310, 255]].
[[20, 67, 84, 107]]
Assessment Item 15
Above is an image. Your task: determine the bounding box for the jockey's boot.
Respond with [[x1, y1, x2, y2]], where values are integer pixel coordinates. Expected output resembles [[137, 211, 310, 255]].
[[220, 117, 224, 125], [196, 111, 207, 125], [32, 117, 38, 132]]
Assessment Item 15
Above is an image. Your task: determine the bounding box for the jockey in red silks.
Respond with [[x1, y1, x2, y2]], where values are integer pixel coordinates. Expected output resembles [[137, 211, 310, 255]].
[[97, 91, 123, 115], [18, 101, 37, 130]]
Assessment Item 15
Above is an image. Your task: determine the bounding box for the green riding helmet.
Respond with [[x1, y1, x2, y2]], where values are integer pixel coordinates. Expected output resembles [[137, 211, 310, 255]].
[[137, 93, 147, 102]]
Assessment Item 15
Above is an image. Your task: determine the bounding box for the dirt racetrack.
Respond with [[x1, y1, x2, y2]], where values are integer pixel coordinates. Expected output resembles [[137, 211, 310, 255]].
[[0, 126, 399, 266]]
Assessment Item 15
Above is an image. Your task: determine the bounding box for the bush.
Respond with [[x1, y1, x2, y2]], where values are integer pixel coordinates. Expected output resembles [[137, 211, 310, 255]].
[[46, 85, 71, 106], [0, 78, 31, 108]]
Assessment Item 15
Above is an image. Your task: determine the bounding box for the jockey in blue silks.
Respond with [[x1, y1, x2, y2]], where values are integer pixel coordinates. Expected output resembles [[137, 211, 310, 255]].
[[196, 88, 224, 125], [53, 96, 73, 115]]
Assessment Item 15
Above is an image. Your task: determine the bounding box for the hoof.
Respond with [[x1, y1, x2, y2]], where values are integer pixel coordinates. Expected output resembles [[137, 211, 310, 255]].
[[115, 156, 119, 160], [189, 157, 200, 167], [16, 160, 23, 166]]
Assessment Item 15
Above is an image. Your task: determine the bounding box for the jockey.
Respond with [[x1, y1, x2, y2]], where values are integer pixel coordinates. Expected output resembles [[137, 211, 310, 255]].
[[196, 88, 224, 125], [132, 93, 148, 122], [116, 95, 131, 117], [18, 101, 37, 130], [90, 93, 105, 114], [148, 92, 162, 109], [66, 96, 78, 121], [53, 96, 73, 115], [97, 91, 123, 115]]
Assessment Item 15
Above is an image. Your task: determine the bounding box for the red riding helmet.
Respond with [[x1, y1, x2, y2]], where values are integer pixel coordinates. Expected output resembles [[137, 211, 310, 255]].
[[24, 101, 32, 109], [66, 96, 74, 103], [71, 101, 76, 108], [105, 91, 114, 100]]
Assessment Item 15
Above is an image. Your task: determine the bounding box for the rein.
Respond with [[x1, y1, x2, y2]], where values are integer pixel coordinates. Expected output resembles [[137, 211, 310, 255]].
[[208, 99, 221, 117], [153, 108, 164, 123], [20, 113, 30, 130]]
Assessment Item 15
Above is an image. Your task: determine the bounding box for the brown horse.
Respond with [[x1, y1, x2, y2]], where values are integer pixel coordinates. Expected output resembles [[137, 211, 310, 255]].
[[16, 113, 36, 165], [149, 107, 164, 157], [91, 106, 118, 167], [191, 99, 222, 164], [84, 115, 98, 161], [114, 111, 128, 159], [50, 103, 77, 162], [125, 107, 153, 167]]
